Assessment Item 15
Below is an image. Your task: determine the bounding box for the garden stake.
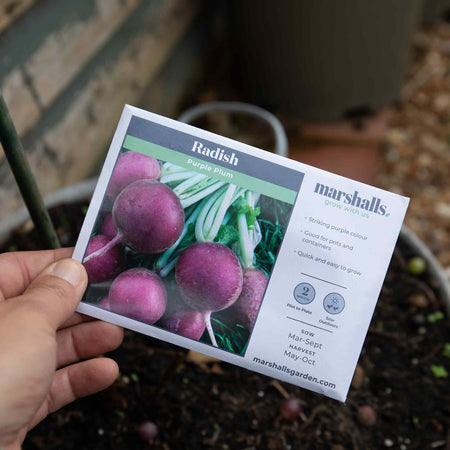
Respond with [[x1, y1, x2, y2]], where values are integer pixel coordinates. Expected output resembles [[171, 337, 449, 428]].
[[0, 94, 61, 249]]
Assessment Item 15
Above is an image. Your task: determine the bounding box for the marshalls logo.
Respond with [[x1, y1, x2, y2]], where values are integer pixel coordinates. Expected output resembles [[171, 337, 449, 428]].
[[192, 141, 238, 166], [314, 183, 389, 216]]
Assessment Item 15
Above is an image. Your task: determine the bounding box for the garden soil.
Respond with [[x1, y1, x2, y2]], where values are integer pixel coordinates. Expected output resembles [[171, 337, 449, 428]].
[[0, 197, 447, 450]]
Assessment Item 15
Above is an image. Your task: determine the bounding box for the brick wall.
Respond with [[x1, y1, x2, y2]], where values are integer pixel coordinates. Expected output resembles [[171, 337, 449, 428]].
[[0, 0, 207, 220]]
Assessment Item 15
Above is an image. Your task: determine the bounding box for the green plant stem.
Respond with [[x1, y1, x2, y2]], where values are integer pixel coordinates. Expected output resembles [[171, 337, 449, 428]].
[[0, 94, 60, 249]]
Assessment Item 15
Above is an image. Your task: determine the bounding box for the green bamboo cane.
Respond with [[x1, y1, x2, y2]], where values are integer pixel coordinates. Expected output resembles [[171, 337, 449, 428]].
[[0, 94, 61, 249]]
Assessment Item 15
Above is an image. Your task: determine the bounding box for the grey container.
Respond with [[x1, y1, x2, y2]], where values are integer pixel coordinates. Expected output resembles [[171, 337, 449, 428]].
[[231, 0, 423, 121]]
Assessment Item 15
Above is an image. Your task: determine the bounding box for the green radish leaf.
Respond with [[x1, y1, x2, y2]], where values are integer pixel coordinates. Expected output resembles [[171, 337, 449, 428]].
[[234, 197, 261, 229], [443, 343, 450, 358], [178, 223, 197, 249], [430, 365, 448, 378], [427, 311, 444, 323], [215, 225, 239, 247]]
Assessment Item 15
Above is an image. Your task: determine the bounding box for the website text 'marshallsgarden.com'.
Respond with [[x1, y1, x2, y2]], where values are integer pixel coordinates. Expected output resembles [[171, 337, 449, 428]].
[[252, 357, 337, 390]]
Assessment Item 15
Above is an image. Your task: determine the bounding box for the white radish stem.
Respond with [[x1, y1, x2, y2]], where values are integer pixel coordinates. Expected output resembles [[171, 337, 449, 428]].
[[180, 181, 226, 208], [195, 187, 225, 242], [160, 171, 199, 184], [83, 232, 122, 262], [204, 311, 218, 347], [206, 184, 237, 241], [237, 213, 254, 268], [174, 174, 207, 196]]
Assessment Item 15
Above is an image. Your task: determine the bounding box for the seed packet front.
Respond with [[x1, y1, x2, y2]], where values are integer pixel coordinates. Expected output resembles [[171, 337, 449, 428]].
[[73, 104, 409, 401]]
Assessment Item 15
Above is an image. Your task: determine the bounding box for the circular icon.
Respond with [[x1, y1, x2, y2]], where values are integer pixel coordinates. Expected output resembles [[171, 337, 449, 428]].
[[293, 282, 316, 304], [323, 293, 345, 315]]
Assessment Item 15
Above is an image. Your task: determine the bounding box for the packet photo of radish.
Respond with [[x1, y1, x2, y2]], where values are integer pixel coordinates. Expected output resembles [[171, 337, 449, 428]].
[[73, 105, 409, 401]]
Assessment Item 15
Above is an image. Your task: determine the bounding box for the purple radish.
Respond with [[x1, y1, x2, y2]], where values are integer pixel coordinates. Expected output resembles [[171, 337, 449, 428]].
[[106, 151, 161, 202], [159, 308, 206, 340], [101, 213, 116, 238], [83, 234, 123, 283], [99, 297, 110, 309], [175, 242, 243, 346], [84, 180, 185, 262], [109, 268, 167, 324], [113, 180, 184, 253], [280, 397, 302, 421], [357, 405, 377, 427], [229, 268, 268, 330], [157, 283, 205, 340]]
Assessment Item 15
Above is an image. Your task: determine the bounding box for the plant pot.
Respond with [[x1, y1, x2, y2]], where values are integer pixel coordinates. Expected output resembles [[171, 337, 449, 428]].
[[1, 179, 449, 449], [230, 0, 423, 120]]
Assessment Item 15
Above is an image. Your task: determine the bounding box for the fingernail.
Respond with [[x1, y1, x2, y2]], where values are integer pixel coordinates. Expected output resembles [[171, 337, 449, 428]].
[[51, 259, 83, 286]]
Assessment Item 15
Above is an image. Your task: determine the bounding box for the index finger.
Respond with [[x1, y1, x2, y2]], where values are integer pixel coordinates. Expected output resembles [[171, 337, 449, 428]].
[[0, 248, 73, 301]]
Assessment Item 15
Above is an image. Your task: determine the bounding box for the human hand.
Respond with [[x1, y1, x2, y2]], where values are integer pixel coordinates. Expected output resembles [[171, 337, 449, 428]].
[[0, 248, 124, 449]]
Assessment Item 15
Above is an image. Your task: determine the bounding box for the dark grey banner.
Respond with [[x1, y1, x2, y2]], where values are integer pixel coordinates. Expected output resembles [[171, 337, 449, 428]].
[[127, 116, 304, 193]]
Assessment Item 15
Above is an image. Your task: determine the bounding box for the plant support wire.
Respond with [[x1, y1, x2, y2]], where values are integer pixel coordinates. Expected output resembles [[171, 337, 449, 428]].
[[0, 94, 60, 249]]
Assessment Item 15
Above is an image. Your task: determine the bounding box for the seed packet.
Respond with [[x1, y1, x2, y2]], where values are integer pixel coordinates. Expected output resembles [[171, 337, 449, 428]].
[[73, 105, 409, 401]]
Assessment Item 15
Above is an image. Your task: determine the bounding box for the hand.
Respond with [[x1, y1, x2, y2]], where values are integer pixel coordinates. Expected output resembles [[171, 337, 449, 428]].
[[0, 248, 124, 449]]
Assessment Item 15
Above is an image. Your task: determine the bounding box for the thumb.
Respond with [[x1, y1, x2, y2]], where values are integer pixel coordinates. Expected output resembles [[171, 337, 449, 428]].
[[15, 258, 88, 330]]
